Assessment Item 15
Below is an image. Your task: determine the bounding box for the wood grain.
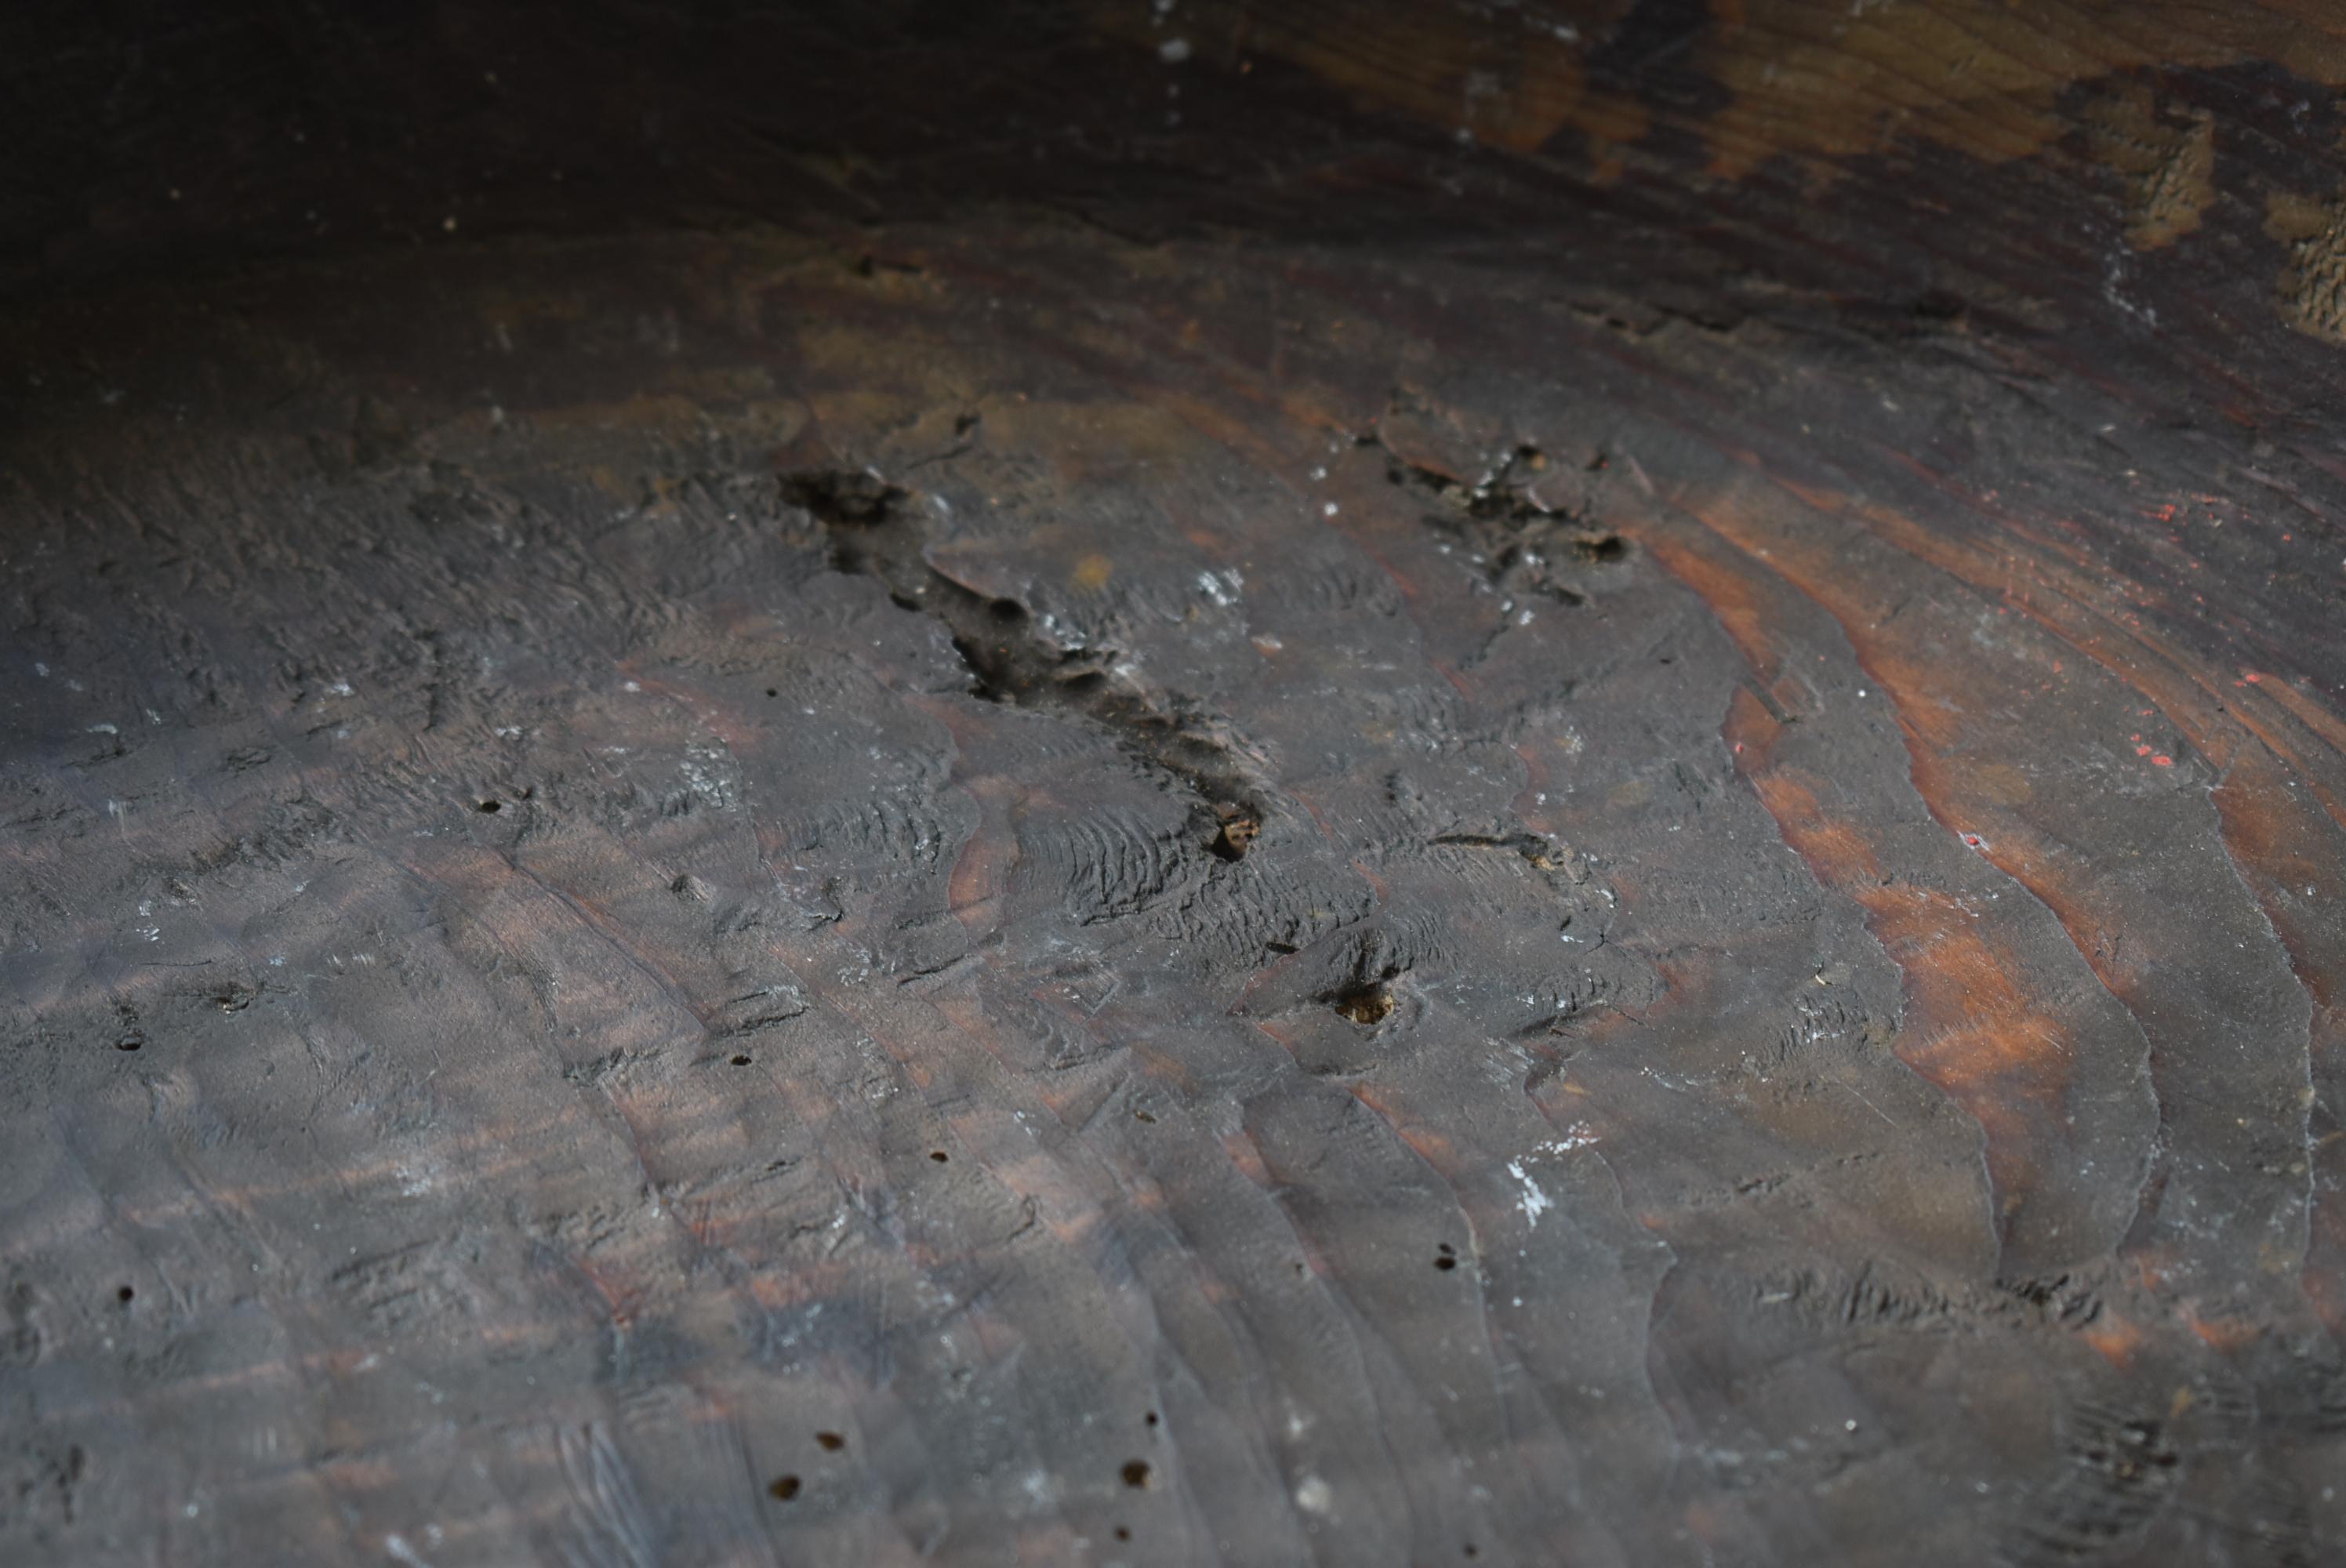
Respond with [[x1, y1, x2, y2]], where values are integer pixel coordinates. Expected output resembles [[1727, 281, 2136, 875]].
[[2, 2, 2342, 1563]]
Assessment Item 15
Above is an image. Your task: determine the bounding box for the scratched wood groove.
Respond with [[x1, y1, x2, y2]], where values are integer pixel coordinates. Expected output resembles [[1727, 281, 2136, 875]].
[[3, 2, 2344, 1564]]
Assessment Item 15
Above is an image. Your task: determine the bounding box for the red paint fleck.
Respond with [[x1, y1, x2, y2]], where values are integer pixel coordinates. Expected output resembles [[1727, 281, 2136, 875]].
[[1961, 833, 1987, 849], [2136, 745, 2152, 757], [2152, 755, 2174, 768], [2244, 671, 2263, 684]]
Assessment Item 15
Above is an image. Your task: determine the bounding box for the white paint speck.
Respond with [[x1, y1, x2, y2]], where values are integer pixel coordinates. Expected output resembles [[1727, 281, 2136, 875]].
[[1506, 1159, 1552, 1229]]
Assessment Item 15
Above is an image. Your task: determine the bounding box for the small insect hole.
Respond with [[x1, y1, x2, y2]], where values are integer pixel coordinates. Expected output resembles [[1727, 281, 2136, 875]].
[[1327, 982, 1394, 1025], [1208, 813, 1258, 862]]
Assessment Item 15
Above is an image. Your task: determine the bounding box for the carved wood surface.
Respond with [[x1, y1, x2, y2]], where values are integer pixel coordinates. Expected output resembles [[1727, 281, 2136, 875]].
[[2, 3, 2342, 1563]]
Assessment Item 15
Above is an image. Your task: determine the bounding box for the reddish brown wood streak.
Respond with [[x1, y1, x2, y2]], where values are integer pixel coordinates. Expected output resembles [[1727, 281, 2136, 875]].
[[1634, 511, 2130, 1269], [1725, 686, 2087, 1197], [1647, 474, 2330, 1328], [1745, 474, 2343, 1296]]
